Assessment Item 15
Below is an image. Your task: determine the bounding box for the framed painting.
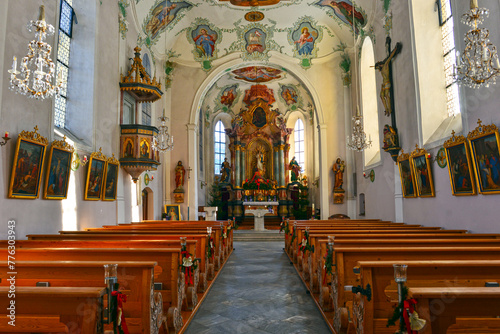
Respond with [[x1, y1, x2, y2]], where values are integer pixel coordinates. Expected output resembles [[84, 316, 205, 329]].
[[8, 126, 48, 199], [164, 204, 181, 221], [397, 150, 416, 198], [444, 131, 476, 196], [102, 154, 119, 201], [410, 145, 435, 197], [467, 120, 500, 194], [84, 148, 107, 200], [43, 137, 74, 200]]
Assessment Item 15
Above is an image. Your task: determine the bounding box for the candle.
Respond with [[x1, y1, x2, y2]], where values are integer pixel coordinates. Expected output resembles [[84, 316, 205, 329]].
[[470, 0, 478, 9], [496, 54, 500, 69], [4, 132, 9, 138], [12, 56, 17, 71], [456, 50, 461, 67], [427, 153, 431, 159], [482, 46, 488, 62]]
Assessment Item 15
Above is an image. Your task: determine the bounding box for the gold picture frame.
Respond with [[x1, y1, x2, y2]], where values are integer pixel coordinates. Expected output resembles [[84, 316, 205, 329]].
[[410, 145, 435, 197], [164, 204, 181, 221], [8, 126, 48, 199], [102, 154, 120, 201], [444, 131, 476, 196], [397, 150, 416, 198], [43, 136, 74, 200], [467, 119, 500, 195], [84, 148, 107, 201]]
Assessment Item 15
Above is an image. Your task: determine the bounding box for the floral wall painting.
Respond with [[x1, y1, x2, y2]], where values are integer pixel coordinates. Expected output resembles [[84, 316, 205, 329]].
[[43, 137, 74, 200], [467, 120, 500, 195], [314, 0, 366, 34], [231, 66, 283, 83], [245, 28, 266, 54], [143, 0, 193, 44], [188, 19, 221, 71], [444, 131, 476, 196], [8, 127, 48, 199], [288, 18, 323, 69]]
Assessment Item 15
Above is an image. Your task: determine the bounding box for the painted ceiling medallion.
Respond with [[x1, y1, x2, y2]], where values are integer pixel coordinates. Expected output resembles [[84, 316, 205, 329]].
[[220, 0, 280, 7], [245, 11, 264, 22], [232, 66, 283, 83]]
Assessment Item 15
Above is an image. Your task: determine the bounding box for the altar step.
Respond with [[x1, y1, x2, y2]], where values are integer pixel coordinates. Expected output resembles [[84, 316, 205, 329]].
[[233, 229, 285, 242]]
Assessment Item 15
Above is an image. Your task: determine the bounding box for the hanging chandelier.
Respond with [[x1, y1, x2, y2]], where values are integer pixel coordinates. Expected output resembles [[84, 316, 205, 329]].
[[347, 106, 372, 152], [8, 6, 62, 99], [346, 0, 371, 152], [454, 0, 500, 88], [153, 111, 174, 152]]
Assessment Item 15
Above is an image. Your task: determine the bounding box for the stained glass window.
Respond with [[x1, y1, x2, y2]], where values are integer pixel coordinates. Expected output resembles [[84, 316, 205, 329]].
[[294, 119, 305, 173], [214, 121, 226, 175]]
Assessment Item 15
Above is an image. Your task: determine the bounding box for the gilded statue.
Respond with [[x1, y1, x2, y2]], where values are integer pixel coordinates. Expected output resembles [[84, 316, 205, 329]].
[[332, 158, 345, 190]]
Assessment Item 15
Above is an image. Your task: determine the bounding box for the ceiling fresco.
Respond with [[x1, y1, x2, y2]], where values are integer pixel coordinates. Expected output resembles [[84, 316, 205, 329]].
[[200, 65, 315, 124], [128, 0, 376, 65]]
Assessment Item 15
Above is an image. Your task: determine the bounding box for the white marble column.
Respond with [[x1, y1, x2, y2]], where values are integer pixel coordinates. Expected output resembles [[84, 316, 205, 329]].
[[317, 123, 329, 219], [186, 123, 198, 221]]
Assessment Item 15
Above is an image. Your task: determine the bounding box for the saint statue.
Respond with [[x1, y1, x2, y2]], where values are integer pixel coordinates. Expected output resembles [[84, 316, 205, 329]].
[[256, 149, 266, 175], [333, 158, 345, 190], [175, 161, 186, 191], [289, 156, 301, 182], [220, 158, 231, 183]]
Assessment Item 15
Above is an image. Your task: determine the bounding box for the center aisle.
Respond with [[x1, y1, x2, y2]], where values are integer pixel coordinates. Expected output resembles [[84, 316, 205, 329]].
[[185, 241, 331, 334]]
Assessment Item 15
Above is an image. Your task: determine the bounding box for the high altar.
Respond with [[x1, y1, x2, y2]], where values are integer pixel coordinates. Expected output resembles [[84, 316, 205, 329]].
[[218, 84, 299, 221]]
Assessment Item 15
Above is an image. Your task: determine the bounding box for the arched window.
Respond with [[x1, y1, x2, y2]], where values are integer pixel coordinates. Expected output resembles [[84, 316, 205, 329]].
[[214, 120, 226, 175], [294, 118, 305, 172], [54, 0, 75, 128], [360, 37, 381, 166]]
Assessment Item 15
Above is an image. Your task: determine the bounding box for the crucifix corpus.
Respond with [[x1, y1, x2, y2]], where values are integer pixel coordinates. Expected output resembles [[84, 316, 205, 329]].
[[375, 37, 402, 117]]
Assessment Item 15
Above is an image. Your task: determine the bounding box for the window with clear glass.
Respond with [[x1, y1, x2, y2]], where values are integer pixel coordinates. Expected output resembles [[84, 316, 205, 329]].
[[54, 0, 74, 128], [214, 120, 226, 175], [438, 0, 461, 116], [294, 119, 305, 173]]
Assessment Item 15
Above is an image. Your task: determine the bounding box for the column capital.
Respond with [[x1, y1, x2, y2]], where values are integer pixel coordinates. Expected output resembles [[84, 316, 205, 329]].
[[317, 123, 328, 131], [186, 123, 198, 132]]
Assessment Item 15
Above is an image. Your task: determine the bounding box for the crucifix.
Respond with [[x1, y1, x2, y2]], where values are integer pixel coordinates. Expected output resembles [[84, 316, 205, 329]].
[[375, 36, 403, 161]]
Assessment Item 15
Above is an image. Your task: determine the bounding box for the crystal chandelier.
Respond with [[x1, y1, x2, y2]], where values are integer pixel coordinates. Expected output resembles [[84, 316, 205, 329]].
[[8, 6, 62, 99], [454, 0, 500, 88], [347, 106, 372, 152], [153, 111, 174, 152]]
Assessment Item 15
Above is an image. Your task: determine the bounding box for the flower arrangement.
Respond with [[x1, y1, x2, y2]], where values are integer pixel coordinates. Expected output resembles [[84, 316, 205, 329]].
[[242, 177, 272, 190], [323, 246, 334, 284], [180, 242, 198, 286], [298, 229, 314, 256]]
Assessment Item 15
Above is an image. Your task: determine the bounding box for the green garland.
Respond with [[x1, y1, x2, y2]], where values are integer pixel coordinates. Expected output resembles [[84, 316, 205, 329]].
[[291, 225, 297, 243], [386, 285, 408, 333], [324, 247, 334, 276], [298, 230, 315, 254]]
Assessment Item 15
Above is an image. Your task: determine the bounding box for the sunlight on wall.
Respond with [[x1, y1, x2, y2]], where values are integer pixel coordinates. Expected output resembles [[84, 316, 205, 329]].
[[131, 181, 140, 222], [360, 38, 381, 167], [57, 131, 78, 231]]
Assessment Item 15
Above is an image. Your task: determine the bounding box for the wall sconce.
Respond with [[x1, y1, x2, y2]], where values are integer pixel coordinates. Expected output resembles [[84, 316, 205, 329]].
[[363, 169, 375, 182], [200, 180, 207, 189], [1, 132, 11, 147]]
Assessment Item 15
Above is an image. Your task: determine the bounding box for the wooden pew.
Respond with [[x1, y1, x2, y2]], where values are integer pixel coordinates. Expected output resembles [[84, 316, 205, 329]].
[[401, 287, 500, 334], [0, 286, 105, 334], [0, 247, 185, 333], [27, 233, 212, 285], [351, 260, 500, 334], [0, 260, 165, 334], [0, 315, 69, 333], [328, 246, 500, 333]]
